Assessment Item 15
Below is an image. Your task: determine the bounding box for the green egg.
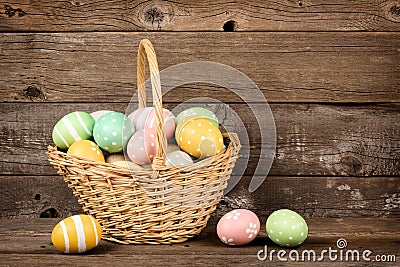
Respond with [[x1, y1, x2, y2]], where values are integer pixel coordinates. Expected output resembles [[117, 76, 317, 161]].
[[52, 111, 95, 150], [266, 209, 308, 247], [175, 107, 218, 127], [93, 112, 135, 153]]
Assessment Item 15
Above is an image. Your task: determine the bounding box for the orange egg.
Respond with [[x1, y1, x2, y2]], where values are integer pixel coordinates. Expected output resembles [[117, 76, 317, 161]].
[[175, 116, 201, 138], [52, 214, 102, 253], [176, 117, 224, 158], [67, 140, 105, 162]]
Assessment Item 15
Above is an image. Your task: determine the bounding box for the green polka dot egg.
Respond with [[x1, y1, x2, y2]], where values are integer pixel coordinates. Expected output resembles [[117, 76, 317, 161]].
[[176, 117, 223, 158], [93, 112, 135, 153], [52, 111, 95, 150], [175, 107, 218, 127], [266, 209, 308, 247]]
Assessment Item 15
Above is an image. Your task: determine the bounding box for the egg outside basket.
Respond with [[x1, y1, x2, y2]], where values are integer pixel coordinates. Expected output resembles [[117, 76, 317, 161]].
[[47, 39, 241, 244]]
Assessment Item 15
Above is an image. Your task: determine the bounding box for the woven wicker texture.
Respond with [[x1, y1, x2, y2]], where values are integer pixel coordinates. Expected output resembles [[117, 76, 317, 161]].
[[47, 39, 241, 244]]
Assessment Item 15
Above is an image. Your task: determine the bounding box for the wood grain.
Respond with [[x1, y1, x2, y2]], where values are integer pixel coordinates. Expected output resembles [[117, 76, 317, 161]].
[[2, 218, 400, 237], [1, 0, 400, 32], [1, 2, 399, 265], [1, 103, 398, 176], [0, 176, 81, 219], [1, 32, 399, 103], [1, 175, 399, 219], [0, 218, 399, 266]]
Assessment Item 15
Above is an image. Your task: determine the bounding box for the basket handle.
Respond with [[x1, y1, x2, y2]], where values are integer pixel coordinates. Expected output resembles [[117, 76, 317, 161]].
[[137, 39, 166, 167]]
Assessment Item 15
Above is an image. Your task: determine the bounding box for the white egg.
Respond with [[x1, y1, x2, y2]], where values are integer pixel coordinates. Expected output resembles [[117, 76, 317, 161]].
[[111, 160, 142, 170], [106, 153, 126, 163], [166, 151, 193, 167]]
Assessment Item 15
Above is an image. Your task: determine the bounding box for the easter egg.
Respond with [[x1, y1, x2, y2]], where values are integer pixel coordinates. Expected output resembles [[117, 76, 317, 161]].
[[266, 209, 308, 247], [51, 214, 102, 254], [93, 112, 135, 153], [166, 151, 193, 167], [90, 110, 113, 121], [67, 140, 105, 162], [175, 115, 201, 139], [217, 209, 260, 246], [176, 107, 218, 127], [143, 108, 175, 140], [176, 117, 224, 158], [52, 111, 95, 150], [106, 153, 126, 163], [127, 128, 168, 165], [129, 108, 175, 140], [126, 130, 154, 165], [128, 107, 152, 130], [111, 160, 142, 170]]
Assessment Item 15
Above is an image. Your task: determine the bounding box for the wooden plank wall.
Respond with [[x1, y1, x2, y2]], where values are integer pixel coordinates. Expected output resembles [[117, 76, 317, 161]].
[[0, 1, 399, 223]]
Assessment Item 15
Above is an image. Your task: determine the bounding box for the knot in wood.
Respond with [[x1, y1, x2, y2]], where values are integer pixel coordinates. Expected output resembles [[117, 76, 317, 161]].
[[385, 3, 400, 22], [223, 20, 237, 32], [340, 156, 363, 176], [23, 85, 46, 101], [70, 1, 81, 7], [4, 5, 26, 17], [144, 7, 165, 27], [390, 5, 400, 17], [40, 208, 59, 218]]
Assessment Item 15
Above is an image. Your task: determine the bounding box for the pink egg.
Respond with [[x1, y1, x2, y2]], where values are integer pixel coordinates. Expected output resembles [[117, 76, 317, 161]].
[[129, 108, 175, 140], [143, 128, 157, 158], [217, 209, 260, 246], [126, 130, 153, 165], [126, 129, 168, 166], [128, 107, 152, 130], [143, 128, 169, 159], [144, 108, 175, 140]]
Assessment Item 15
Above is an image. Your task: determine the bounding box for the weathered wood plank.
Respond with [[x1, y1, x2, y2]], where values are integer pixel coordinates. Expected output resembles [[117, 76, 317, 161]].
[[0, 218, 399, 266], [1, 32, 399, 103], [1, 103, 398, 176], [2, 218, 400, 238], [0, 176, 81, 219], [1, 175, 399, 219], [1, 1, 400, 32], [0, 252, 397, 267]]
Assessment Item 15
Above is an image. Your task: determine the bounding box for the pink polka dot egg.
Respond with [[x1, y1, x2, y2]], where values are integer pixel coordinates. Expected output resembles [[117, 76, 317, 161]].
[[126, 129, 156, 165], [126, 128, 167, 166], [128, 107, 152, 130], [128, 107, 175, 140], [217, 209, 260, 246]]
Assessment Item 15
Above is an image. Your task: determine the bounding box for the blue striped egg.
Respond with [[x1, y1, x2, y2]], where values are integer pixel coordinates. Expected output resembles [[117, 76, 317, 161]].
[[52, 112, 95, 150], [51, 214, 102, 254]]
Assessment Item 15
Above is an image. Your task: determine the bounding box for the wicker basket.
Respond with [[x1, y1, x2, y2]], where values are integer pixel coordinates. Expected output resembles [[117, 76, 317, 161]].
[[47, 39, 241, 244]]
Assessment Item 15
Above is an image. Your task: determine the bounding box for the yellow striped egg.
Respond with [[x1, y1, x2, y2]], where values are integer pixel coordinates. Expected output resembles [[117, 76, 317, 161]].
[[52, 214, 102, 254]]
